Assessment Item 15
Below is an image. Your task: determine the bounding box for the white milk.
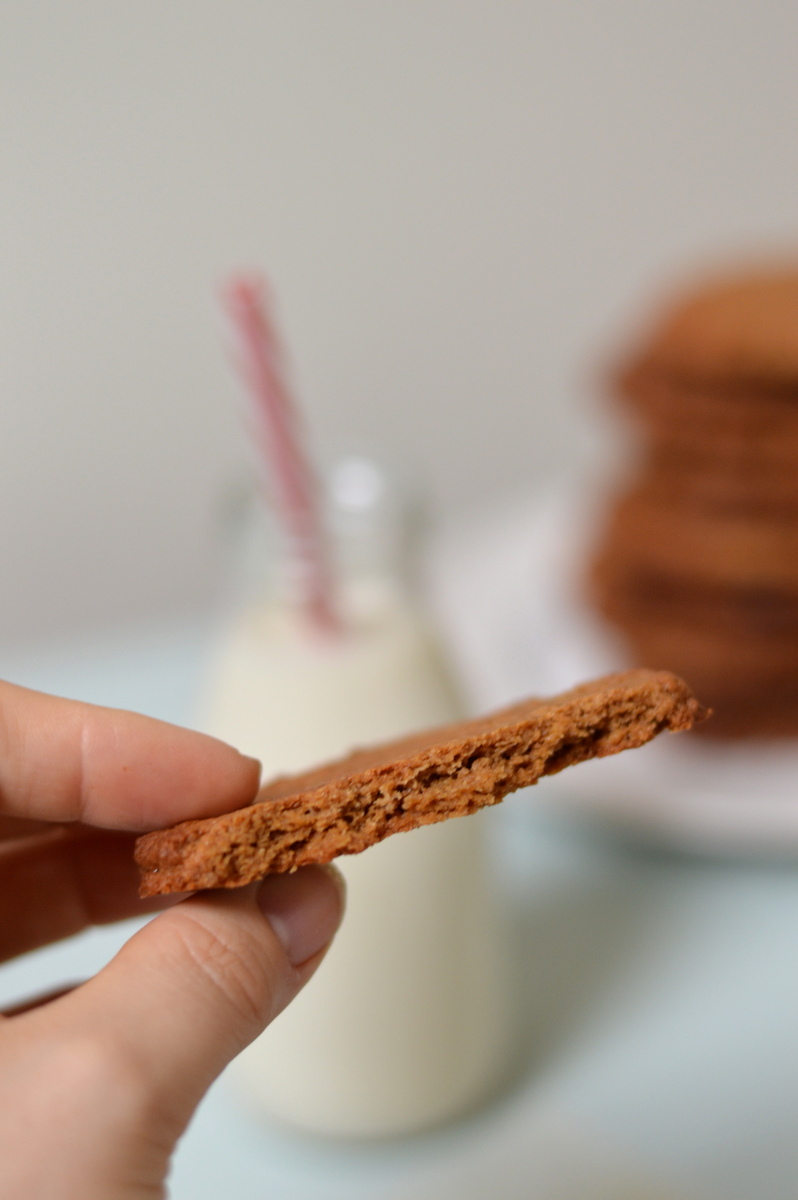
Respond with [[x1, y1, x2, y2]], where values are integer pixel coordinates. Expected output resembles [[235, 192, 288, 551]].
[[199, 575, 509, 1137]]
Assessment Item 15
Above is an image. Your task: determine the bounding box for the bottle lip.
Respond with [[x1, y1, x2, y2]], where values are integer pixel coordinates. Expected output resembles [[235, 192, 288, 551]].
[[328, 456, 386, 516]]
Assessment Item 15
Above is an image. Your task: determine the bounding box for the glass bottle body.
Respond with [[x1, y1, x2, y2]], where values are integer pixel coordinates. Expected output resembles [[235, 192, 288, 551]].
[[198, 464, 509, 1136]]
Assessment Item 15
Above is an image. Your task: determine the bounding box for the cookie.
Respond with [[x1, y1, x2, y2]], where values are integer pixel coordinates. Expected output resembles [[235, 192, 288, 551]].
[[135, 670, 706, 895], [641, 422, 798, 479], [641, 445, 798, 517], [617, 363, 798, 483], [624, 267, 798, 383], [599, 606, 798, 691], [592, 555, 798, 638], [598, 486, 798, 594], [693, 698, 798, 739], [608, 622, 798, 737], [588, 263, 798, 740], [619, 359, 798, 429]]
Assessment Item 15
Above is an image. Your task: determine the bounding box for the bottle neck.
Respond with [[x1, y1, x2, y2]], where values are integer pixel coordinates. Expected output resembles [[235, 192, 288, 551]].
[[226, 457, 422, 623]]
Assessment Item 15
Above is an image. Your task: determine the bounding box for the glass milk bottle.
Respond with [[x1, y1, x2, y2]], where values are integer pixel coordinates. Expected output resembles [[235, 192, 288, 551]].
[[199, 459, 509, 1137]]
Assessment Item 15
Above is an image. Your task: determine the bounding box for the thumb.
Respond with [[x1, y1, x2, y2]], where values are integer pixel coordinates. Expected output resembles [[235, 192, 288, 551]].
[[55, 865, 344, 1137]]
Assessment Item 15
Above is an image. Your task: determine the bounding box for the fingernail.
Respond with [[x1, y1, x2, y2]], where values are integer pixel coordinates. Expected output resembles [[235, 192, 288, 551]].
[[257, 865, 345, 966]]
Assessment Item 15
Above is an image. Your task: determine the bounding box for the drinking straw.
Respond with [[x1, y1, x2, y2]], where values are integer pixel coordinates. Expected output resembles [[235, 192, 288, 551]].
[[222, 276, 341, 636]]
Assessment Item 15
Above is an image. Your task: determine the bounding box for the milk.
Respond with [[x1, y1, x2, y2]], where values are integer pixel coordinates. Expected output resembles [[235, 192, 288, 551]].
[[200, 579, 458, 772], [199, 466, 509, 1137]]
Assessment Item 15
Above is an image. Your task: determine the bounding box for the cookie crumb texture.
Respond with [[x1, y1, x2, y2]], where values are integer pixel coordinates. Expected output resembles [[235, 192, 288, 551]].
[[135, 670, 705, 895]]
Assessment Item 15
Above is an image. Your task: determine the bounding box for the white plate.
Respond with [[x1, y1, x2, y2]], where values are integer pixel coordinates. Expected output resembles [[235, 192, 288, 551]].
[[431, 482, 798, 856]]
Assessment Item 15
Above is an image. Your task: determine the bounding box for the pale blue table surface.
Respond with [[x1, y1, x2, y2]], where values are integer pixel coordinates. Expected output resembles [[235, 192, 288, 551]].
[[2, 617, 798, 1199]]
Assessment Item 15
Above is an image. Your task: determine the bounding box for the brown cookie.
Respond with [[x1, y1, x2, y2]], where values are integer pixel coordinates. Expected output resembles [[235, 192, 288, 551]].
[[588, 263, 798, 740], [640, 444, 798, 517], [619, 359, 798, 435], [623, 267, 798, 383], [610, 625, 798, 738], [599, 606, 798, 692], [592, 555, 798, 638], [641, 421, 798, 480], [597, 486, 798, 594], [135, 670, 706, 896], [694, 698, 798, 739], [617, 364, 798, 484]]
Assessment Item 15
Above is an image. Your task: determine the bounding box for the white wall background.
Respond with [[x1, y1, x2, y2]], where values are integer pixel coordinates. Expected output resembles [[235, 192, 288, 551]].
[[2, 1, 797, 642]]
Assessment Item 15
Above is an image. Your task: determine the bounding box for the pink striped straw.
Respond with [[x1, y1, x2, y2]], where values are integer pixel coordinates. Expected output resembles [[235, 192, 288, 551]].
[[222, 275, 341, 636]]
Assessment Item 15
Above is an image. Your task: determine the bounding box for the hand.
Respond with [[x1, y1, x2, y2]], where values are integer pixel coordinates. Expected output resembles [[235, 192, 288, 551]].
[[0, 680, 345, 1199]]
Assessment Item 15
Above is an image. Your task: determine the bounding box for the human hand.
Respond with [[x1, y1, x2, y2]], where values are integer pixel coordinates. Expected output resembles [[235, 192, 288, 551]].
[[0, 681, 345, 1199]]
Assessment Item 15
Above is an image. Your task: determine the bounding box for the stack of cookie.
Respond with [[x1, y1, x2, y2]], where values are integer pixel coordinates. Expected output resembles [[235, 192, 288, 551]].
[[590, 267, 798, 736]]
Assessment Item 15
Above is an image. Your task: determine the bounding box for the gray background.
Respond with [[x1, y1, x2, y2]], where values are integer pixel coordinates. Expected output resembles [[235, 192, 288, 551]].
[[3, 1, 797, 642]]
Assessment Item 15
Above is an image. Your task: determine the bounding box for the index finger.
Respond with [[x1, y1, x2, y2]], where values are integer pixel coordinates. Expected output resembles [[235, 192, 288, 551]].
[[0, 680, 261, 830]]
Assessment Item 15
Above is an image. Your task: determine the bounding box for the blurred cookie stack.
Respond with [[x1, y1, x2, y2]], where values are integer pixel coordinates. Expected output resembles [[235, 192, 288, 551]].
[[590, 267, 798, 736]]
